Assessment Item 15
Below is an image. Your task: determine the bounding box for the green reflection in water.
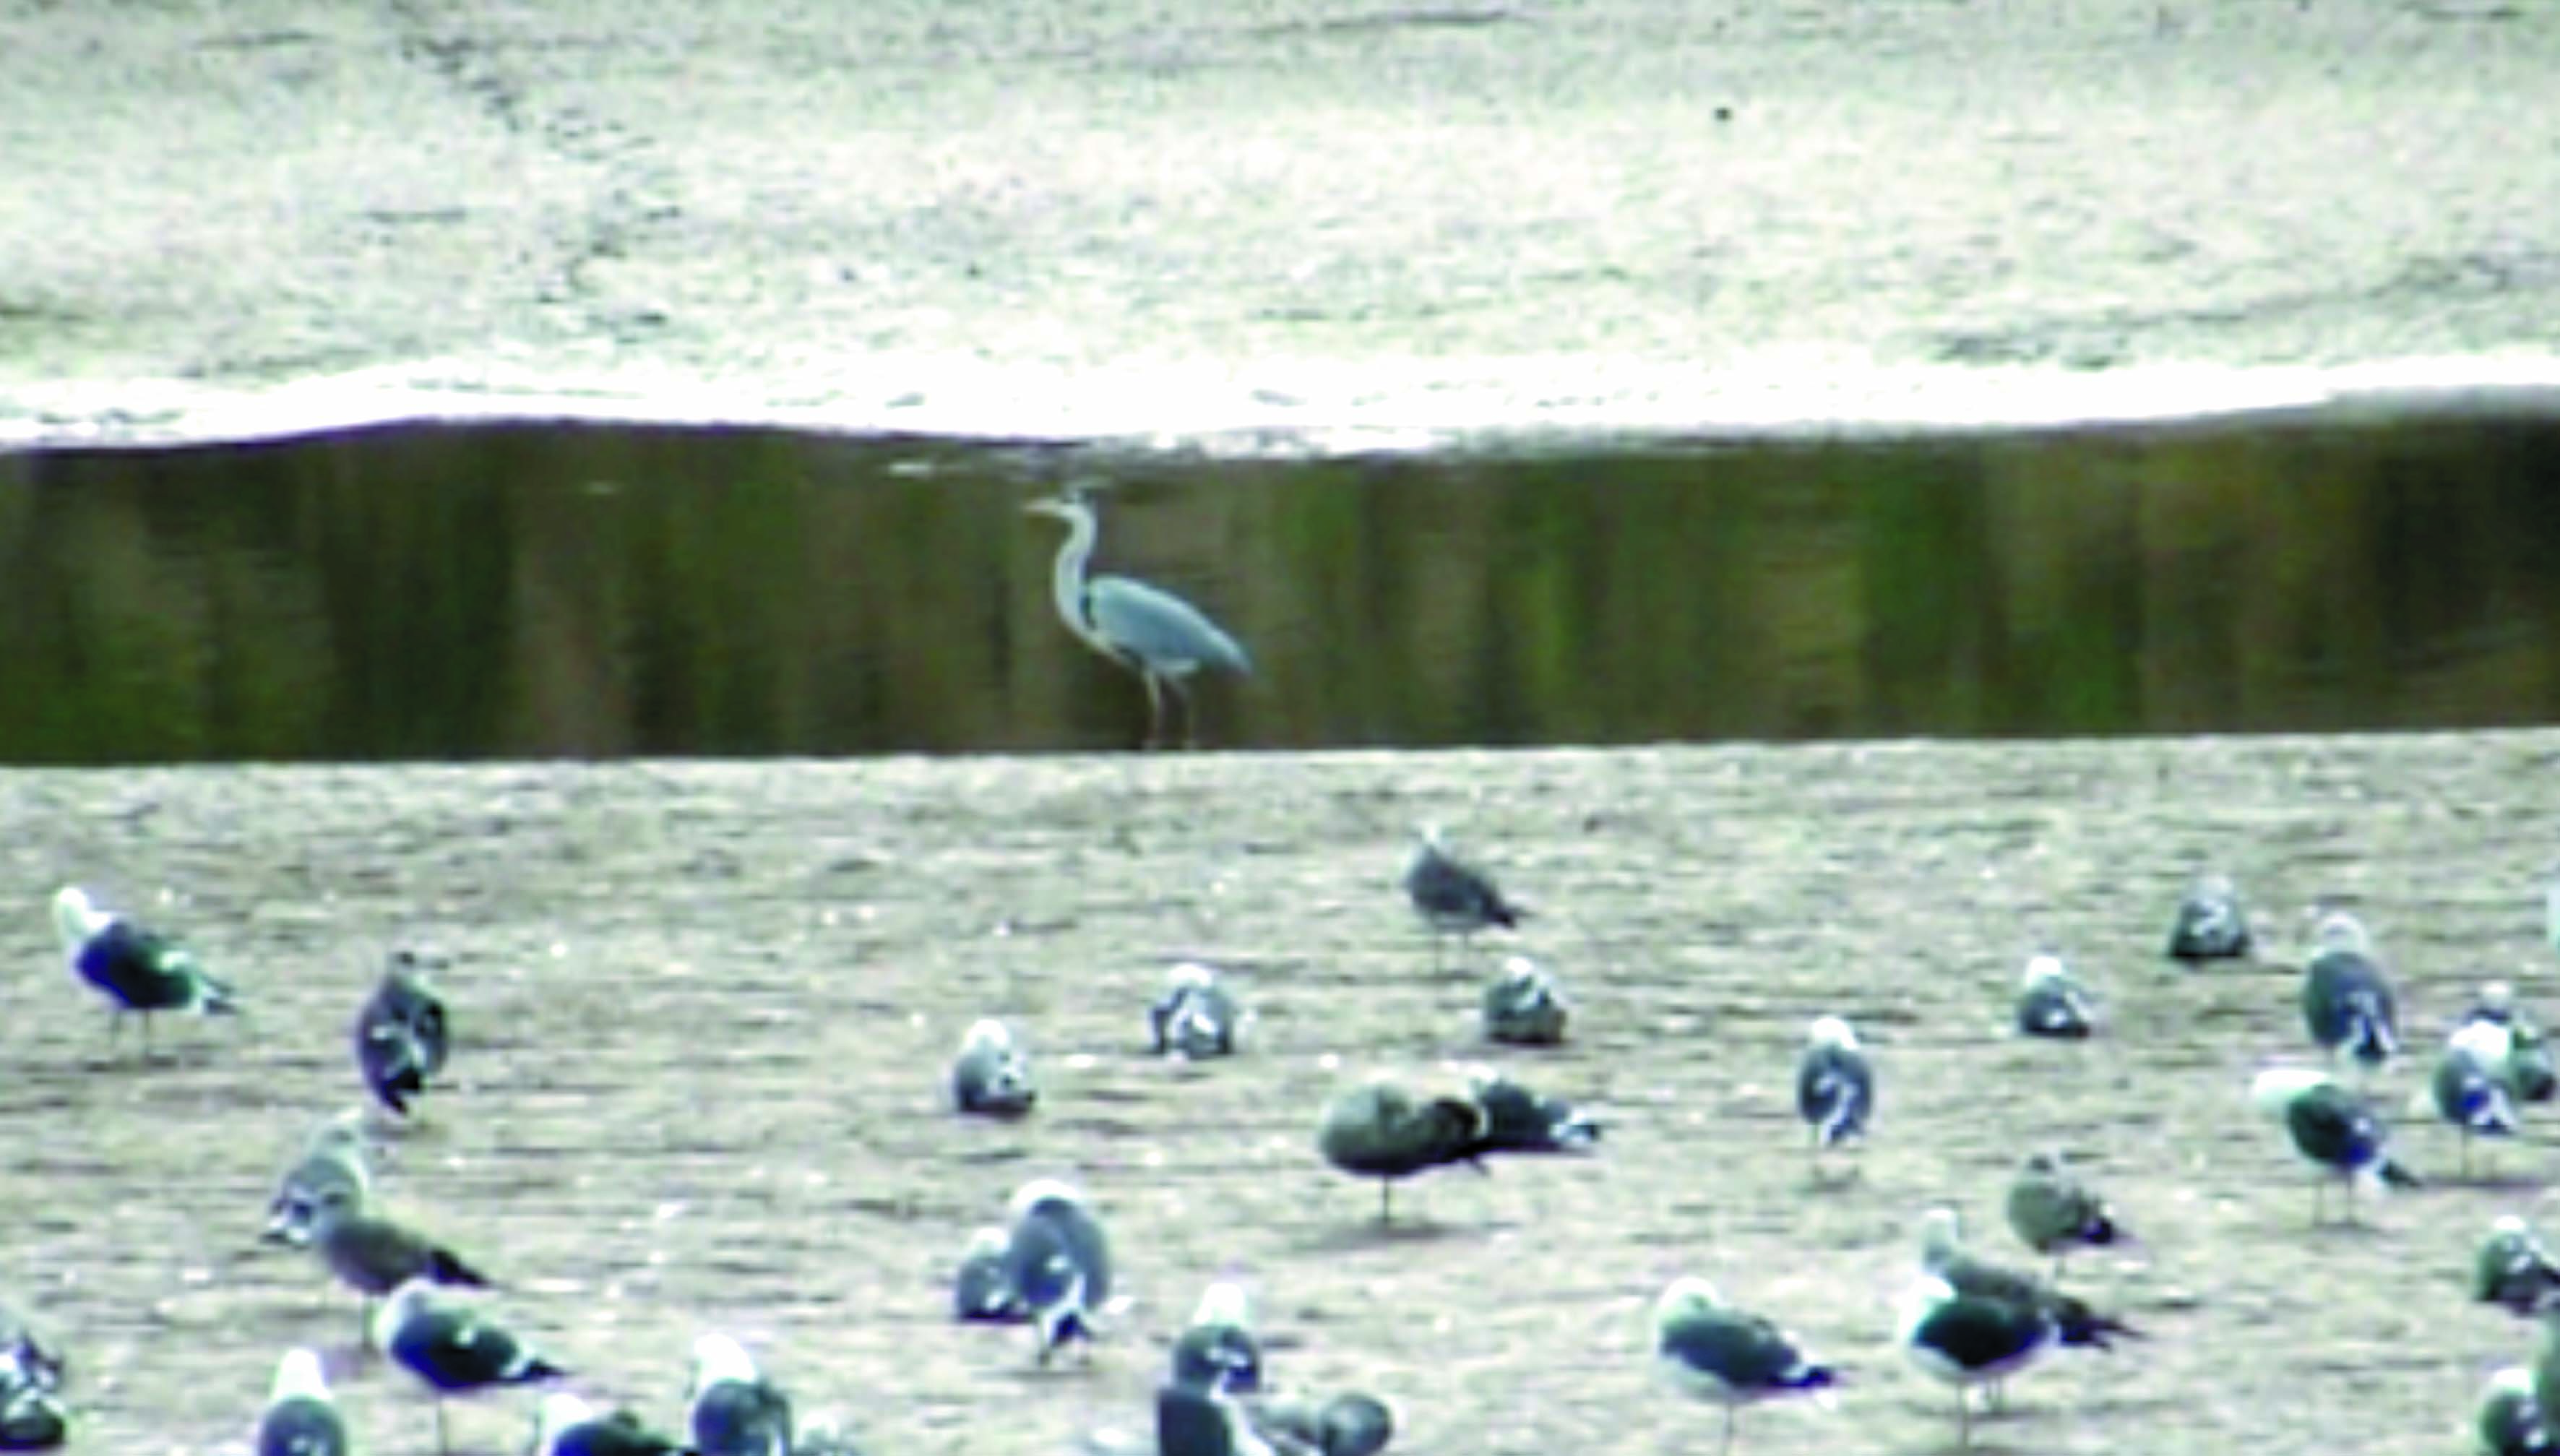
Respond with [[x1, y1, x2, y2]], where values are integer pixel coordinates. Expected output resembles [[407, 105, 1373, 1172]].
[[1, 414, 2554, 763]]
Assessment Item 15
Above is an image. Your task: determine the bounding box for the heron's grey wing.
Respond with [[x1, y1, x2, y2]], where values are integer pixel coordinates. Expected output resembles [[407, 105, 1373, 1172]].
[[1087, 575, 1251, 676]]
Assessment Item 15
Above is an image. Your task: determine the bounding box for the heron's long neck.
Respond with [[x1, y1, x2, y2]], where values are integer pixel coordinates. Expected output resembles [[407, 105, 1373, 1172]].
[[1050, 510, 1102, 639]]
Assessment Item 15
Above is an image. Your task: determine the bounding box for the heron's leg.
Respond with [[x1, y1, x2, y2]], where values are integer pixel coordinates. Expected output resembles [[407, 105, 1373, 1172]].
[[1168, 677, 1198, 749], [1139, 672, 1167, 750]]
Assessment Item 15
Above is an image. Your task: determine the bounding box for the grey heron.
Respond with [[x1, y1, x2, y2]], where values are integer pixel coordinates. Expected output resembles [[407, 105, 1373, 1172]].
[[1024, 493, 1252, 749]]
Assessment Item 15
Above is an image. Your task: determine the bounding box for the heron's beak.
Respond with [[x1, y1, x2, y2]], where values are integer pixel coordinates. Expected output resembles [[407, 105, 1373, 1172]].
[[1022, 497, 1066, 517]]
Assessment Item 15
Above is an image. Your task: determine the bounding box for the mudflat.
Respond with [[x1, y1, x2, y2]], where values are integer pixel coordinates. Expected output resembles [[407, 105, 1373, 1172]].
[[4, 0, 2558, 444], [2, 733, 2553, 1453]]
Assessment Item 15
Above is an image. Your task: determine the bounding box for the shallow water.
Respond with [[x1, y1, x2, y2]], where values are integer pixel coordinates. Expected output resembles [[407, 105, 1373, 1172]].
[[4, 411, 2557, 762]]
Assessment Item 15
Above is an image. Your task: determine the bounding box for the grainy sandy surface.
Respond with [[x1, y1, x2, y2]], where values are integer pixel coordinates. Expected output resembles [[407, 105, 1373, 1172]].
[[4, 0, 2559, 447], [5, 734, 2560, 1454]]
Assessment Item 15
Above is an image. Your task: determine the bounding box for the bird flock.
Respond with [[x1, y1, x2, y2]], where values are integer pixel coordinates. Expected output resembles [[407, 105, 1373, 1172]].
[[15, 766, 2560, 1455]]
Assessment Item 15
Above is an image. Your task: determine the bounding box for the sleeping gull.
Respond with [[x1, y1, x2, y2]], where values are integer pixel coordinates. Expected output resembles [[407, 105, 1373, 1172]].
[[951, 1019, 1038, 1118], [1481, 955, 1569, 1046], [2165, 873, 2251, 962], [686, 1332, 793, 1456]]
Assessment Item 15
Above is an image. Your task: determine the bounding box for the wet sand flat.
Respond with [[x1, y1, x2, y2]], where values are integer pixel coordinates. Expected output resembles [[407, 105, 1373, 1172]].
[[3, 733, 2556, 1452], [4, 0, 2559, 444]]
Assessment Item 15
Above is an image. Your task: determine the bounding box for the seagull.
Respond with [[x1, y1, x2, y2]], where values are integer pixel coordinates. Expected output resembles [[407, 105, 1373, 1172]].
[[2434, 1017, 2522, 1177], [2014, 954, 2094, 1040], [1149, 963, 1243, 1060], [1316, 1077, 1490, 1223], [1241, 1392, 1395, 1456], [372, 1279, 566, 1456], [1001, 1179, 1113, 1366], [2249, 1067, 2421, 1225], [1169, 1280, 1262, 1397], [1481, 955, 1569, 1046], [0, 1305, 66, 1452], [1400, 826, 1523, 968], [1, 1298, 67, 1395], [1156, 1380, 1272, 1456], [1918, 1207, 2138, 1356], [256, 1348, 347, 1456], [528, 1392, 691, 1456], [952, 1226, 1026, 1322], [2478, 1364, 2559, 1456], [1651, 1277, 1836, 1455], [951, 1019, 1038, 1118], [2464, 981, 2560, 1103], [354, 950, 449, 1119], [2301, 910, 2397, 1071], [2165, 872, 2251, 962], [1794, 1017, 1874, 1161], [2477, 1215, 2560, 1317], [49, 885, 236, 1059], [306, 1187, 492, 1342], [2003, 1152, 2126, 1282], [262, 1111, 374, 1247], [686, 1333, 794, 1456], [1468, 1072, 1601, 1154], [1897, 1272, 2054, 1449]]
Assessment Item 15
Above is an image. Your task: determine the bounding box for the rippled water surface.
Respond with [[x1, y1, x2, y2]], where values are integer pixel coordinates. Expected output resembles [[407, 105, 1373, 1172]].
[[3, 413, 2556, 762]]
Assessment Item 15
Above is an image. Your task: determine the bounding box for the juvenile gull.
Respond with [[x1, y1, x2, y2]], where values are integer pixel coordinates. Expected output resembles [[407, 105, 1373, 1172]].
[[1400, 826, 1522, 968], [1481, 955, 1569, 1046], [2249, 1067, 2421, 1225], [1650, 1277, 1836, 1455], [255, 1348, 347, 1456], [1468, 1072, 1601, 1154], [306, 1186, 492, 1340], [951, 1019, 1038, 1118], [686, 1332, 793, 1456], [952, 1226, 1026, 1323], [49, 884, 236, 1058], [1169, 1280, 1262, 1397], [262, 1111, 374, 1248], [2301, 910, 2397, 1071], [2013, 955, 2093, 1041], [354, 950, 449, 1119], [1918, 1207, 2138, 1354], [1794, 1017, 1874, 1158], [528, 1392, 690, 1456], [372, 1279, 566, 1455], [1316, 1077, 1489, 1223], [2433, 1017, 2522, 1177], [2003, 1152, 2126, 1282], [2165, 872, 2251, 962], [2477, 1215, 2560, 1317], [1149, 963, 1243, 1060], [1001, 1179, 1113, 1366]]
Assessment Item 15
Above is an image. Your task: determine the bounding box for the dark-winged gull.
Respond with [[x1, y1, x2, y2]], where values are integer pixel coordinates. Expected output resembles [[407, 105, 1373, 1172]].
[[2434, 1017, 2522, 1177], [0, 1302, 64, 1397], [1897, 1272, 2055, 1449], [307, 1186, 492, 1340], [256, 1348, 347, 1456], [1794, 1017, 1874, 1158], [952, 1226, 1026, 1322], [1468, 1072, 1601, 1154], [686, 1332, 793, 1456], [1651, 1277, 1835, 1455], [529, 1392, 691, 1456], [2478, 1216, 2560, 1317], [2165, 872, 2251, 962], [2249, 1067, 2421, 1225], [354, 950, 449, 1119], [2479, 1365, 2560, 1456], [1918, 1207, 2137, 1356], [2004, 1153, 2125, 1282], [1149, 963, 1243, 1060], [951, 1019, 1038, 1118], [49, 884, 236, 1058], [1169, 1280, 1262, 1397], [2301, 910, 2397, 1070], [2014, 955, 2094, 1041], [2465, 981, 2560, 1103], [1001, 1179, 1113, 1366], [1157, 1381, 1266, 1456], [1316, 1077, 1489, 1223], [1400, 826, 1522, 968], [372, 1279, 565, 1455], [1247, 1392, 1394, 1456], [1481, 955, 1569, 1046], [262, 1111, 374, 1248]]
